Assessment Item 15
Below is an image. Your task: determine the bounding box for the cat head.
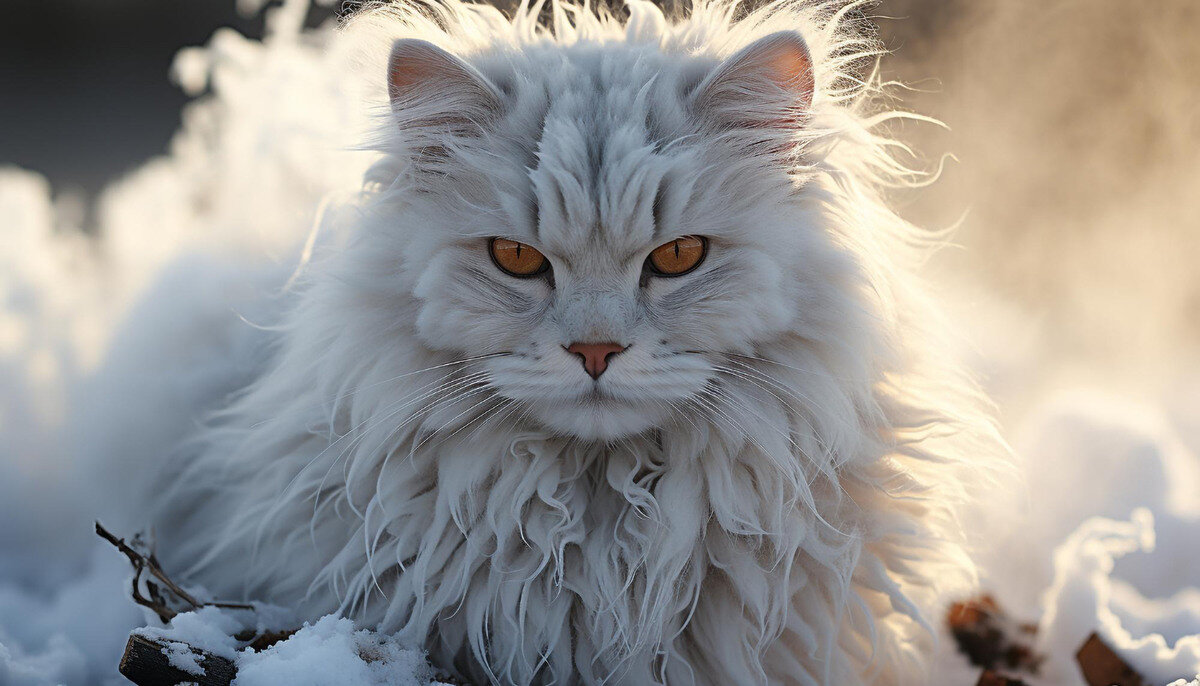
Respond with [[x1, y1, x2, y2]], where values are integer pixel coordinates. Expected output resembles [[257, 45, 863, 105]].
[[342, 11, 872, 442]]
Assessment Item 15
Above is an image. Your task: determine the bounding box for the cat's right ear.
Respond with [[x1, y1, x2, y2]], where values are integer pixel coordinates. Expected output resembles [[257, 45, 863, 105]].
[[387, 39, 502, 134], [689, 31, 815, 134]]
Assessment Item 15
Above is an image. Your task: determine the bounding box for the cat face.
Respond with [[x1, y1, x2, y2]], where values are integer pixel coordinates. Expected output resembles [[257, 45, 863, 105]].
[[374, 34, 847, 440]]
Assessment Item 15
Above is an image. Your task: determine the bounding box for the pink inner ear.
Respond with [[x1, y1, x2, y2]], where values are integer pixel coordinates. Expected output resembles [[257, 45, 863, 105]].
[[387, 40, 472, 104], [386, 39, 501, 132], [388, 52, 431, 102], [692, 31, 816, 130], [759, 36, 815, 111]]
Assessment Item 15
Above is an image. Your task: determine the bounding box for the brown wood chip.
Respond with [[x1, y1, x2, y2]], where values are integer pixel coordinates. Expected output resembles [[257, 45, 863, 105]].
[[1075, 632, 1146, 686], [948, 595, 1042, 674]]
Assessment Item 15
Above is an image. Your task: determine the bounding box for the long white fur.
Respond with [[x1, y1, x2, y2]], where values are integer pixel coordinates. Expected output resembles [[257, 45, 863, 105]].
[[145, 1, 1007, 684]]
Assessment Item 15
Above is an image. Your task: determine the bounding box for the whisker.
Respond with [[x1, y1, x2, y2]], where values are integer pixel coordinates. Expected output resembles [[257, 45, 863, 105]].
[[249, 353, 510, 430], [721, 358, 836, 414], [328, 375, 494, 490], [465, 397, 524, 443], [720, 357, 859, 444], [255, 370, 492, 558], [411, 385, 504, 454], [659, 397, 702, 436], [425, 396, 513, 454], [698, 385, 852, 538], [723, 351, 837, 379], [306, 374, 494, 524], [687, 389, 773, 459], [304, 375, 495, 548], [278, 369, 491, 507], [709, 364, 832, 454], [702, 383, 806, 464]]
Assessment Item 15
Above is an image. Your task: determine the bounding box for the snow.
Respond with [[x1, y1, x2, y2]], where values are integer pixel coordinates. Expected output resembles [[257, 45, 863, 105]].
[[129, 609, 443, 686], [0, 635, 86, 686], [162, 641, 207, 677], [233, 616, 440, 686], [131, 607, 444, 685], [136, 607, 247, 662], [0, 547, 143, 684], [129, 609, 446, 681], [0, 0, 1198, 684], [942, 389, 1200, 686], [1035, 509, 1200, 684]]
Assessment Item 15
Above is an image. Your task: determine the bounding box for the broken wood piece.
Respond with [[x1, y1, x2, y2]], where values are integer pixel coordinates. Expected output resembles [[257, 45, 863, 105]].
[[947, 595, 1041, 674], [976, 670, 1029, 686], [119, 634, 237, 686], [1075, 632, 1145, 686]]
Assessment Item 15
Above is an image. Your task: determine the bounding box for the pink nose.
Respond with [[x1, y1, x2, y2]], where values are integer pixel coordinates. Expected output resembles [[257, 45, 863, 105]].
[[565, 342, 627, 379]]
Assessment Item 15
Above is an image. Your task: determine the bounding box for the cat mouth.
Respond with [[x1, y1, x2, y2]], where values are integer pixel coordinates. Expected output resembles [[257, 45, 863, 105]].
[[578, 386, 624, 404], [538, 393, 666, 441]]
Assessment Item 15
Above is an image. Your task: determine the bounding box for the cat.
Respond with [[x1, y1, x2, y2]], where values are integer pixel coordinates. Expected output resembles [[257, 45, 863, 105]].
[[140, 0, 1006, 683]]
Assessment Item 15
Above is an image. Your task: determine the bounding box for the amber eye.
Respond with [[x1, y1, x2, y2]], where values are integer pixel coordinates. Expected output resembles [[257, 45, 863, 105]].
[[646, 235, 707, 276], [489, 237, 549, 277]]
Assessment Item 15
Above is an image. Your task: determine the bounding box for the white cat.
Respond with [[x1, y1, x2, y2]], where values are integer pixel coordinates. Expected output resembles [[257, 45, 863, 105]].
[[140, 1, 1006, 683]]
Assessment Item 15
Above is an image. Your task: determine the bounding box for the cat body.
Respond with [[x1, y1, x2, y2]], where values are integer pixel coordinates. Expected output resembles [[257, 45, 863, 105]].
[[138, 1, 1004, 683]]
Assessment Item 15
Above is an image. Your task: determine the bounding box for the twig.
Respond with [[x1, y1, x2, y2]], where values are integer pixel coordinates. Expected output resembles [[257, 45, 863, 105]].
[[95, 522, 253, 623]]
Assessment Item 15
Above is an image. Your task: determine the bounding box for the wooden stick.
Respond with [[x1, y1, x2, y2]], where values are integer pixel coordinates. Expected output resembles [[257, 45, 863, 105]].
[[119, 634, 237, 686]]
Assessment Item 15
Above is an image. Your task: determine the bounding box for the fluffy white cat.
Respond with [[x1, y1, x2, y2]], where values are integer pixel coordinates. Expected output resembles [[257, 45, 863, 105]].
[[138, 1, 1006, 683]]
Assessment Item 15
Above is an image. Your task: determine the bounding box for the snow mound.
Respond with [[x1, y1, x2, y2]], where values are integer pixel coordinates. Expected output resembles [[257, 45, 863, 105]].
[[235, 615, 440, 686], [1037, 509, 1200, 685], [137, 608, 443, 686]]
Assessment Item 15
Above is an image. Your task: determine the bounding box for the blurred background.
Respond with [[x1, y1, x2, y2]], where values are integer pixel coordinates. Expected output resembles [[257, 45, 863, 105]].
[[0, 1, 335, 195], [1, 1, 1198, 683]]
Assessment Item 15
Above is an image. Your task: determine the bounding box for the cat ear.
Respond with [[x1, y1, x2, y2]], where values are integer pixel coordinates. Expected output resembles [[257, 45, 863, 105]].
[[387, 39, 502, 133], [691, 31, 815, 131]]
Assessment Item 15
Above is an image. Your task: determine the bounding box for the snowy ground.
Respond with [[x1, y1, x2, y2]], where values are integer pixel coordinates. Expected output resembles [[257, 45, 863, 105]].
[[1, 1, 1197, 684]]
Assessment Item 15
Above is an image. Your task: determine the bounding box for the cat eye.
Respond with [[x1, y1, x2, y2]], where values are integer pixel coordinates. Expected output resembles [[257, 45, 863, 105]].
[[646, 235, 707, 277], [490, 238, 549, 277]]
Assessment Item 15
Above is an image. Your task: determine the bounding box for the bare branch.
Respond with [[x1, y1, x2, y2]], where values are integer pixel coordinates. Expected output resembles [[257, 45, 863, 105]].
[[95, 522, 253, 623]]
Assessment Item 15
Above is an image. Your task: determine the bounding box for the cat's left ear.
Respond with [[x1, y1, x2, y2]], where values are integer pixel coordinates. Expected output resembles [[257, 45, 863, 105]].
[[387, 39, 502, 134], [690, 31, 815, 131]]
